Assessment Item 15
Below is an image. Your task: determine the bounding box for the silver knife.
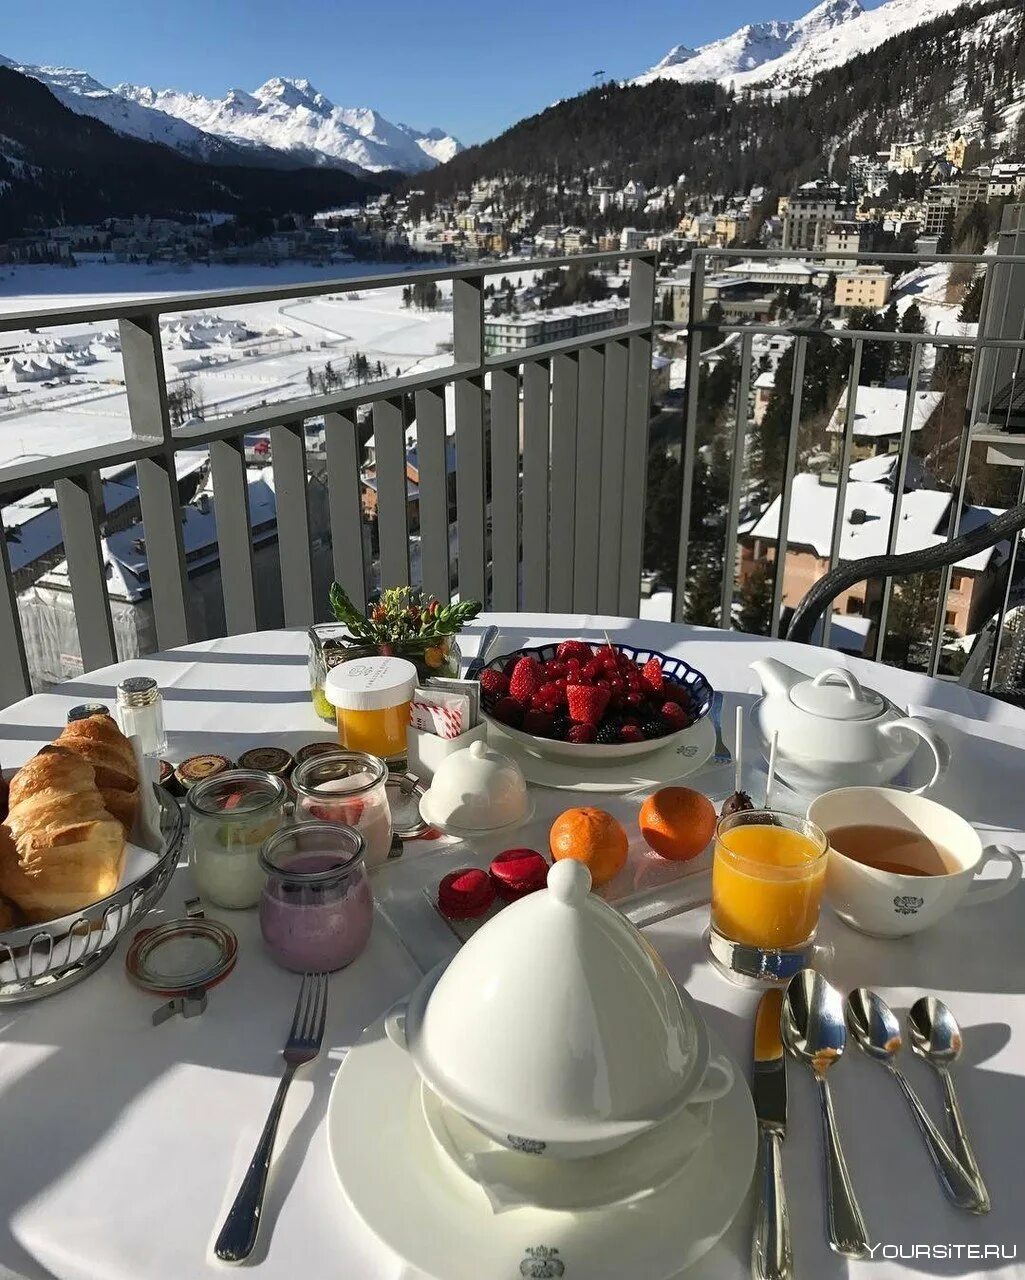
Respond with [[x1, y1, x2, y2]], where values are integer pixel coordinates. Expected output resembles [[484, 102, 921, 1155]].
[[464, 624, 499, 679], [752, 990, 793, 1280]]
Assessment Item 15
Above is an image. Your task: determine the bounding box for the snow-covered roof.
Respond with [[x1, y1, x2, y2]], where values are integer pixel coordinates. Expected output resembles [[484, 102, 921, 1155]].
[[827, 386, 943, 438], [3, 478, 139, 574], [722, 260, 816, 279], [754, 371, 776, 389], [749, 473, 1007, 574], [848, 452, 929, 490]]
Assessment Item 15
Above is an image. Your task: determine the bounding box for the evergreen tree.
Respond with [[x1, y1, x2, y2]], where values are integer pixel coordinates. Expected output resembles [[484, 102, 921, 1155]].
[[737, 562, 774, 636]]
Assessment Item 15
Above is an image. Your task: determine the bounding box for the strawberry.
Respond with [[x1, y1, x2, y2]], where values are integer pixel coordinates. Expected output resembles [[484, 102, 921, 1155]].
[[478, 669, 509, 701], [661, 701, 691, 730], [566, 683, 611, 725], [581, 657, 605, 682], [492, 696, 525, 728], [541, 660, 567, 679], [641, 657, 665, 694], [556, 640, 593, 662], [619, 724, 645, 744], [509, 656, 542, 702], [567, 723, 597, 744], [523, 709, 555, 736]]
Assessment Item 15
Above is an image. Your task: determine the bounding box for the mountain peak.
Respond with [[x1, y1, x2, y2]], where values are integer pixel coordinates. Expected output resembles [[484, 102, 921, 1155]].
[[633, 0, 965, 91]]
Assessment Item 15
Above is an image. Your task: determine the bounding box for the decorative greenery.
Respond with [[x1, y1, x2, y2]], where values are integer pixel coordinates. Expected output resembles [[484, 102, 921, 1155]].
[[328, 584, 481, 650]]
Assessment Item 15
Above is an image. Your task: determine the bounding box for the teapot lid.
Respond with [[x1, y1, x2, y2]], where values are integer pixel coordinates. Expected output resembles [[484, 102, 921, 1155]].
[[405, 860, 703, 1138], [789, 668, 885, 722]]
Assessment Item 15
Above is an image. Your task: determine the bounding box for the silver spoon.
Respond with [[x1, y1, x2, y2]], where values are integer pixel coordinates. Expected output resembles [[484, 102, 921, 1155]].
[[908, 996, 991, 1214], [846, 989, 987, 1213], [781, 970, 872, 1259]]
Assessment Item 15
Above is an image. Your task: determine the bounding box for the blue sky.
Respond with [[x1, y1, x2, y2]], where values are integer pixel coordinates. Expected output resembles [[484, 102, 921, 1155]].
[[2, 0, 888, 144]]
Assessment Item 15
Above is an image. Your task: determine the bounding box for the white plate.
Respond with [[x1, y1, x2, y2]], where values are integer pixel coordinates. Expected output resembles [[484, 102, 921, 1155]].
[[487, 715, 716, 793], [327, 1014, 756, 1280]]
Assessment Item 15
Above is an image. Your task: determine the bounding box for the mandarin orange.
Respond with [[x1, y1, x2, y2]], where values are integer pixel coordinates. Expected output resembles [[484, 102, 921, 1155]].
[[549, 807, 628, 887], [639, 787, 716, 861]]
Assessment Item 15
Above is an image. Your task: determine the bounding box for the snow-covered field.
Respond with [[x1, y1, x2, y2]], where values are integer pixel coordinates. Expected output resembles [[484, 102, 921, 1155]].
[[0, 262, 455, 470]]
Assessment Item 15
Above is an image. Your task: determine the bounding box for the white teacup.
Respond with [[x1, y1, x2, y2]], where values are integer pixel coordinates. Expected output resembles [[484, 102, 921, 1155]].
[[808, 787, 1022, 938]]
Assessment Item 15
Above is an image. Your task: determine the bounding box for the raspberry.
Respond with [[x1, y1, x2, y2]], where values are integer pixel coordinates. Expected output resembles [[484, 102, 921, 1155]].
[[566, 683, 612, 725], [478, 669, 509, 701], [523, 709, 555, 736], [619, 724, 645, 744], [567, 723, 597, 744], [641, 657, 665, 694], [491, 696, 524, 728], [581, 657, 604, 682], [621, 690, 644, 710], [596, 721, 621, 745], [509, 656, 542, 702], [641, 716, 668, 739], [556, 640, 593, 662]]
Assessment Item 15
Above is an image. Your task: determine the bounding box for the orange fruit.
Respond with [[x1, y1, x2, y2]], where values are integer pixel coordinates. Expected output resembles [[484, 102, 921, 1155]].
[[549, 807, 628, 887], [639, 787, 716, 861]]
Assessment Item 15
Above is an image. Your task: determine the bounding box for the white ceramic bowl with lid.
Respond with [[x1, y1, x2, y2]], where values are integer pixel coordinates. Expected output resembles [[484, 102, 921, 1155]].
[[385, 860, 733, 1159], [418, 739, 531, 833]]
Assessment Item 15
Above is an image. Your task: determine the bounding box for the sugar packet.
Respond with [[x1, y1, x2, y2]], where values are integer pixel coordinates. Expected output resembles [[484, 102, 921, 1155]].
[[410, 686, 472, 739], [426, 675, 481, 727]]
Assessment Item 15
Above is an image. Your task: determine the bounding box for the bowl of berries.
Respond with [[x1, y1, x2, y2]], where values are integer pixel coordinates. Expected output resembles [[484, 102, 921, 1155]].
[[478, 641, 714, 762]]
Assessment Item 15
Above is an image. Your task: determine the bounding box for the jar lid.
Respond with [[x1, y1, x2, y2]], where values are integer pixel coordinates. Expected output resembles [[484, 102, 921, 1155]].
[[260, 822, 365, 883], [294, 741, 343, 767], [237, 746, 294, 776], [125, 916, 238, 996], [67, 702, 111, 722], [117, 676, 160, 707], [292, 749, 387, 798], [174, 754, 233, 790], [386, 771, 429, 840], [187, 768, 288, 818], [324, 656, 418, 711]]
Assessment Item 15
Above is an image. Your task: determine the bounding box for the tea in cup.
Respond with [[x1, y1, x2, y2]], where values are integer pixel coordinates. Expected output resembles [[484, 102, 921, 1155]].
[[808, 787, 1022, 938]]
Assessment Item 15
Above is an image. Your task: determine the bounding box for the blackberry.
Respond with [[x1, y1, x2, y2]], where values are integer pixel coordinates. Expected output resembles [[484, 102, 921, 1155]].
[[641, 716, 668, 740], [549, 715, 572, 741], [596, 721, 621, 745]]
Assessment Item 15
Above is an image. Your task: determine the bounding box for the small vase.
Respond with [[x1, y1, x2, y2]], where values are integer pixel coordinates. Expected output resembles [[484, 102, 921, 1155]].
[[308, 625, 462, 723]]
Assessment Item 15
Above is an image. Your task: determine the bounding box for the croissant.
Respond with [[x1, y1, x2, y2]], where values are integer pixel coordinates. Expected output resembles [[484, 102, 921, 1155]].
[[55, 714, 139, 837], [0, 748, 126, 923]]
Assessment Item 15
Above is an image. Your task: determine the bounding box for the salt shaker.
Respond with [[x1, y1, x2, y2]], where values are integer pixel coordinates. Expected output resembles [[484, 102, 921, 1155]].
[[116, 676, 167, 756]]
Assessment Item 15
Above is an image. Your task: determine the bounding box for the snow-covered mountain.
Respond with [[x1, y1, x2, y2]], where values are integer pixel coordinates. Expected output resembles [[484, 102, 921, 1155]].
[[634, 0, 982, 93], [115, 77, 463, 174], [0, 56, 461, 173]]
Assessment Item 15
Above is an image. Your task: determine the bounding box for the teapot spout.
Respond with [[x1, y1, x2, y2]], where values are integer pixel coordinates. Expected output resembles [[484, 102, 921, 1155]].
[[750, 657, 802, 701]]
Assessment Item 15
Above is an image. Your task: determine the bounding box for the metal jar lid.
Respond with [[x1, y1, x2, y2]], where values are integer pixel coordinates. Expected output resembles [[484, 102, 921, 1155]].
[[117, 676, 160, 708], [237, 746, 295, 777], [125, 915, 239, 996], [67, 702, 111, 722]]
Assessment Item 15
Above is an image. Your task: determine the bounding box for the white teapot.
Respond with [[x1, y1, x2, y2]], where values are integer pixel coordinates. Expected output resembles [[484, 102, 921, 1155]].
[[751, 659, 949, 794]]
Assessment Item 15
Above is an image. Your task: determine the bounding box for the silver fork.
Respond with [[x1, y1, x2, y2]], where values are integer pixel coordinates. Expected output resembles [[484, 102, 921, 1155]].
[[710, 691, 732, 766], [215, 972, 328, 1263]]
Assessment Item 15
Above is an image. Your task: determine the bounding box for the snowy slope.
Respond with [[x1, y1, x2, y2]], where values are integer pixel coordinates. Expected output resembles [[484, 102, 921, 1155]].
[[116, 77, 462, 173], [634, 0, 982, 92]]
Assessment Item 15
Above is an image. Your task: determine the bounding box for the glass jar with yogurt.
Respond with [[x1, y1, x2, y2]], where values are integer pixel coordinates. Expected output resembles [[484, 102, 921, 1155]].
[[292, 751, 393, 867], [188, 770, 288, 909], [259, 824, 373, 972]]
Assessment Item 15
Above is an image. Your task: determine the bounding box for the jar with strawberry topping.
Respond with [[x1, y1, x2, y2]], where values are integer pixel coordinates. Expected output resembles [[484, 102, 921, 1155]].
[[292, 750, 393, 868]]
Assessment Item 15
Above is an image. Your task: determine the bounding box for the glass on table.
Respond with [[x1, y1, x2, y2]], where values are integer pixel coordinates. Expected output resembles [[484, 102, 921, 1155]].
[[292, 750, 393, 868], [708, 809, 828, 986]]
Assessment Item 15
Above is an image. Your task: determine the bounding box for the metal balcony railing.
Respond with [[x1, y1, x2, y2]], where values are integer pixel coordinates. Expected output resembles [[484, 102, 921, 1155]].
[[0, 251, 657, 707]]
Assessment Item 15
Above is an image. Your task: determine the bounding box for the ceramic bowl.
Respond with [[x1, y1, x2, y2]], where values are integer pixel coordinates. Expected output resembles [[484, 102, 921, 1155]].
[[480, 643, 714, 762], [417, 740, 530, 831], [385, 860, 734, 1159]]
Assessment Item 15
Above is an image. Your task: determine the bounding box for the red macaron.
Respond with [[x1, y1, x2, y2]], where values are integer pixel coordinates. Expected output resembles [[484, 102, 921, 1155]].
[[437, 867, 496, 920], [489, 848, 549, 902]]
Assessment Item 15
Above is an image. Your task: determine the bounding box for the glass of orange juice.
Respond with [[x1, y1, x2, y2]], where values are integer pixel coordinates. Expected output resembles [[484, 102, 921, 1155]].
[[709, 810, 828, 985]]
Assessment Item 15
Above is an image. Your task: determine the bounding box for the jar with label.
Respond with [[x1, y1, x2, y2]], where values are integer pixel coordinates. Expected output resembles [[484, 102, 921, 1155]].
[[324, 656, 417, 762], [259, 823, 372, 973], [292, 750, 393, 867], [188, 770, 288, 909]]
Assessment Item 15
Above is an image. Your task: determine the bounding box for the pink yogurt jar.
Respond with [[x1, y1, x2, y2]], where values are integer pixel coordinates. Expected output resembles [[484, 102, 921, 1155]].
[[259, 824, 373, 973]]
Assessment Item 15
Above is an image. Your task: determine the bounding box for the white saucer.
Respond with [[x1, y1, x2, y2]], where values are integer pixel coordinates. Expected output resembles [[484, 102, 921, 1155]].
[[487, 715, 716, 792], [420, 1079, 712, 1213], [327, 1015, 756, 1280]]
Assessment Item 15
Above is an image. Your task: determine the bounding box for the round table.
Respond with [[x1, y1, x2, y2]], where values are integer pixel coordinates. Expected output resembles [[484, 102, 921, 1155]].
[[1, 615, 1023, 1280]]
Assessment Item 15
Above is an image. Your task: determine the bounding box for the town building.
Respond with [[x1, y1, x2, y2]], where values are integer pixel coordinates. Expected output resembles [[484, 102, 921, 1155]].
[[483, 301, 630, 356], [826, 384, 944, 458], [834, 266, 893, 311], [823, 222, 868, 269], [922, 185, 959, 237], [781, 181, 853, 251]]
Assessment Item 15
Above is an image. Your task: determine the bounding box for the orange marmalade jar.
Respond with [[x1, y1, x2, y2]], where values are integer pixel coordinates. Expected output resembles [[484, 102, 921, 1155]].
[[324, 656, 418, 762]]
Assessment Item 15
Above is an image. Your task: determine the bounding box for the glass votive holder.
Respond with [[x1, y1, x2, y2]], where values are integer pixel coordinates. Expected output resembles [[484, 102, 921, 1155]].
[[259, 823, 372, 972], [292, 750, 393, 867], [187, 770, 288, 909], [708, 809, 829, 986]]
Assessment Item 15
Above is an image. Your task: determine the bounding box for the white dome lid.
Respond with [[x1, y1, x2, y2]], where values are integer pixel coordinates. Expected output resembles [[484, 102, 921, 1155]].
[[404, 860, 704, 1142], [421, 739, 529, 830]]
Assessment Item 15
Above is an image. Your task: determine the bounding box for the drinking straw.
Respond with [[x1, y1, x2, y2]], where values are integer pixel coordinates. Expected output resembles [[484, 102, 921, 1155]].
[[765, 731, 779, 809], [735, 705, 743, 794]]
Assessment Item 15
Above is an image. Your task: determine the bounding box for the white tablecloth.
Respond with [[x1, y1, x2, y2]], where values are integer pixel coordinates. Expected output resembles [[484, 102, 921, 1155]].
[[1, 615, 1023, 1280]]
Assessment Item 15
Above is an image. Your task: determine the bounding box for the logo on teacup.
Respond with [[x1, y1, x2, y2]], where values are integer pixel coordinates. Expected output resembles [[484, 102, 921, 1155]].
[[520, 1246, 565, 1278], [893, 894, 925, 915], [507, 1134, 547, 1155]]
